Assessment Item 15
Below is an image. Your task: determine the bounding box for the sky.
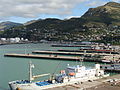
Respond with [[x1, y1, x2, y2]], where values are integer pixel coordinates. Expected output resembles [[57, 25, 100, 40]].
[[0, 0, 120, 23]]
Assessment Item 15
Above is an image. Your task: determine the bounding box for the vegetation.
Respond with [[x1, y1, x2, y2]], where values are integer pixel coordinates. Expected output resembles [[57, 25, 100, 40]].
[[0, 2, 120, 44]]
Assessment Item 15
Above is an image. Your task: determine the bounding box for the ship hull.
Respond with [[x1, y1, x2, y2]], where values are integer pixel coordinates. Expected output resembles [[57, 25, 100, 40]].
[[9, 75, 109, 90]]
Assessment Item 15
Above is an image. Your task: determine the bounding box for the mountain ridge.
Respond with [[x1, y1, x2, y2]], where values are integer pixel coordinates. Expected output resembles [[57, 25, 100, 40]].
[[81, 2, 120, 25], [0, 2, 120, 44], [0, 21, 23, 31]]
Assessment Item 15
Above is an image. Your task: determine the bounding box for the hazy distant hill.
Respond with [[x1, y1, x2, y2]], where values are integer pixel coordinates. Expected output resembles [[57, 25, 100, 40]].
[[24, 20, 37, 25], [0, 21, 22, 31], [0, 2, 120, 44]]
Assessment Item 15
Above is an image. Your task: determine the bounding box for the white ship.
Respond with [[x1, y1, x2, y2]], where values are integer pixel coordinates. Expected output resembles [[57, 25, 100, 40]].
[[9, 61, 109, 90]]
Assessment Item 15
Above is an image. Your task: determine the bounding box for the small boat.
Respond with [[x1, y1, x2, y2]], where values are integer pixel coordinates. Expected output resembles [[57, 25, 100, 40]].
[[9, 61, 109, 90], [101, 59, 111, 63]]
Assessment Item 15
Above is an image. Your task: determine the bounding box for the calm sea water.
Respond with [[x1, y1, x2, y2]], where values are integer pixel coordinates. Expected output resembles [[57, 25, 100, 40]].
[[0, 43, 99, 89]]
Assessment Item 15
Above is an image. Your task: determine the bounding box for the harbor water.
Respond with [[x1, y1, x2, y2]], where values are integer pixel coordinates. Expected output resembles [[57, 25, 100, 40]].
[[0, 43, 108, 89]]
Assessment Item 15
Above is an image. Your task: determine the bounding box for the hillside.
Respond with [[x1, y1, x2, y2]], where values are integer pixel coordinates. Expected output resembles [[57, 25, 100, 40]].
[[0, 2, 120, 44], [81, 2, 120, 25], [0, 21, 22, 31]]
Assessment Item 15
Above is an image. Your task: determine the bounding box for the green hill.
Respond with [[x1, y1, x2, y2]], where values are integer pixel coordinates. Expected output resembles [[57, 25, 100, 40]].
[[0, 21, 22, 31], [82, 2, 120, 25], [0, 2, 120, 44]]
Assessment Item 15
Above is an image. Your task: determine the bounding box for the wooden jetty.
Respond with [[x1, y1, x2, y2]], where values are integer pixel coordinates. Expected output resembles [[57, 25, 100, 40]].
[[32, 50, 113, 56], [4, 53, 103, 62]]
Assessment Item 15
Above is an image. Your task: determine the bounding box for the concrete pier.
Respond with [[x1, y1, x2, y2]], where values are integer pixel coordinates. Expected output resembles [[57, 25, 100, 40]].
[[32, 50, 114, 56], [51, 44, 98, 47], [58, 49, 119, 54], [5, 52, 120, 63], [4, 53, 102, 62], [101, 65, 120, 73], [4, 53, 81, 61], [51, 44, 96, 47]]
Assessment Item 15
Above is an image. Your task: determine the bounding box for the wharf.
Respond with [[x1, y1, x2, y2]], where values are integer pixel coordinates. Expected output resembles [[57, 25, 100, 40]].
[[32, 50, 113, 56], [47, 74, 120, 90], [4, 53, 81, 61], [101, 65, 120, 73], [58, 49, 119, 54], [4, 53, 103, 62], [51, 44, 95, 47], [104, 69, 120, 73]]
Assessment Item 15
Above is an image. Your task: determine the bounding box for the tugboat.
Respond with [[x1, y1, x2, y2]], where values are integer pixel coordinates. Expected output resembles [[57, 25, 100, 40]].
[[9, 61, 109, 90]]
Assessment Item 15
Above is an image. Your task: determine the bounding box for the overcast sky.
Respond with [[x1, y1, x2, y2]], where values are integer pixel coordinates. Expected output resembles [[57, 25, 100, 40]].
[[0, 0, 119, 23]]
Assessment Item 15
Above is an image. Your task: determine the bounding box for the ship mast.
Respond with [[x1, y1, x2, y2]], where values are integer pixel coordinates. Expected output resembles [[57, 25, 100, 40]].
[[29, 61, 50, 82], [29, 61, 34, 82]]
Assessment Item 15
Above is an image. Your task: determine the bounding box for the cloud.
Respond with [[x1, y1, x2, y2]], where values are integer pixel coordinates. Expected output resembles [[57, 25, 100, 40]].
[[87, 0, 120, 7], [111, 0, 120, 2], [87, 0, 106, 7], [0, 0, 119, 21], [0, 0, 89, 19], [65, 16, 81, 19]]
